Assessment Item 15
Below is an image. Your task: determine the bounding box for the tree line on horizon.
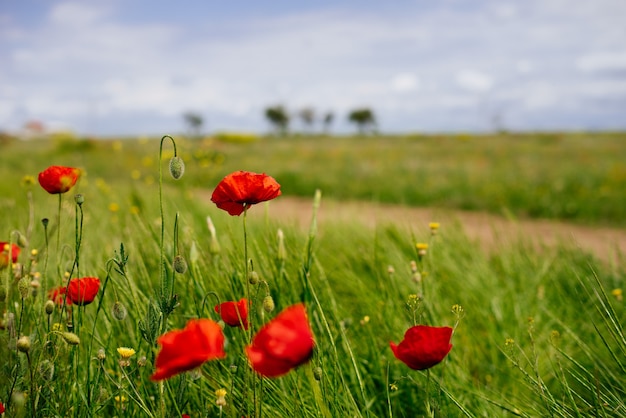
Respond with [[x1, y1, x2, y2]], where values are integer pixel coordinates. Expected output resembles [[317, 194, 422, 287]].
[[183, 106, 377, 138]]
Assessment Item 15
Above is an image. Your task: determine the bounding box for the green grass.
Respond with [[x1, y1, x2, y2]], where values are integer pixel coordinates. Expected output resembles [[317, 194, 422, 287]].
[[0, 133, 625, 417]]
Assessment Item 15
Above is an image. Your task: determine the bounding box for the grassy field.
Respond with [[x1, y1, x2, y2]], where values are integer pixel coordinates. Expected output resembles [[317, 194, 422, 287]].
[[0, 133, 625, 417]]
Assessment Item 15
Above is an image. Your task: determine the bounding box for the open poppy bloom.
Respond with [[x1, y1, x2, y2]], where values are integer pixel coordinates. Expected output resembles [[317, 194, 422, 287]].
[[390, 325, 453, 370], [38, 165, 81, 194], [66, 277, 100, 306], [151, 319, 226, 381], [215, 298, 249, 330], [48, 285, 71, 306], [245, 303, 314, 377], [211, 171, 281, 216], [0, 242, 20, 268]]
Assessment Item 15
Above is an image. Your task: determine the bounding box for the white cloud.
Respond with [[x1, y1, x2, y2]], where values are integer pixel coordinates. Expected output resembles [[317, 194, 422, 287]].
[[577, 52, 626, 73], [49, 2, 110, 26], [391, 73, 420, 92], [455, 70, 493, 93]]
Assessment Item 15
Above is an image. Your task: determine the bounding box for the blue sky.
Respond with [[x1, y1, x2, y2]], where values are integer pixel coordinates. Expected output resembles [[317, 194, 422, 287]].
[[1, 0, 625, 136]]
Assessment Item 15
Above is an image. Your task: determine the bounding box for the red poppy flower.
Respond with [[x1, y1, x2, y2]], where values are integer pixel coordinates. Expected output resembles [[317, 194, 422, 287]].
[[0, 242, 20, 268], [66, 277, 100, 306], [211, 171, 281, 216], [38, 165, 81, 194], [151, 319, 226, 381], [0, 400, 5, 414], [48, 285, 71, 306], [215, 298, 249, 330], [390, 325, 453, 370], [245, 303, 314, 377]]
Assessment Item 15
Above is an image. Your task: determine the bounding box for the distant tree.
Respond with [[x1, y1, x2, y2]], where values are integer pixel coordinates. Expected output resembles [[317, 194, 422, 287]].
[[322, 111, 334, 135], [298, 107, 315, 134], [348, 108, 376, 135], [264, 106, 290, 136], [183, 112, 204, 138]]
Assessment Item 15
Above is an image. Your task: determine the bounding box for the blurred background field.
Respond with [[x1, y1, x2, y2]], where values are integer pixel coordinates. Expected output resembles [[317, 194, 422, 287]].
[[0, 132, 625, 416], [2, 132, 625, 226]]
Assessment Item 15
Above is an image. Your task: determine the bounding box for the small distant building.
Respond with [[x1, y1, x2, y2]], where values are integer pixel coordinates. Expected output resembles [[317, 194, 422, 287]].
[[20, 120, 46, 140]]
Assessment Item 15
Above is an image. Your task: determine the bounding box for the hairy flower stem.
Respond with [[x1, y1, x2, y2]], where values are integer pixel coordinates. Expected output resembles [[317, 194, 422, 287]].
[[87, 261, 113, 409], [59, 197, 84, 325], [42, 219, 50, 290], [242, 206, 257, 417], [157, 135, 177, 418], [26, 351, 36, 414], [243, 207, 251, 342], [158, 135, 178, 333], [56, 194, 62, 254]]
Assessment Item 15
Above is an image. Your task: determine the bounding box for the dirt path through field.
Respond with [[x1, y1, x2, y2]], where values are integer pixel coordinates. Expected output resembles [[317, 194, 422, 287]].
[[238, 196, 626, 263]]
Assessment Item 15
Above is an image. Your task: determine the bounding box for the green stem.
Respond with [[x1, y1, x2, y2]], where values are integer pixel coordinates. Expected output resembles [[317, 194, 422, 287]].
[[26, 351, 36, 415], [56, 193, 62, 255], [158, 135, 177, 299]]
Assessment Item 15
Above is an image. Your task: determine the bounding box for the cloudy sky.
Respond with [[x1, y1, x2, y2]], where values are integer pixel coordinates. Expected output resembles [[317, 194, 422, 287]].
[[1, 0, 625, 136]]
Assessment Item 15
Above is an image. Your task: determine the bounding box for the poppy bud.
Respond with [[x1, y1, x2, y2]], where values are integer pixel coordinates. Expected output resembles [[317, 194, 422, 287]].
[[209, 235, 221, 255], [62, 332, 81, 345], [248, 271, 259, 285], [44, 300, 55, 315], [263, 295, 275, 313], [17, 335, 31, 352], [44, 340, 56, 357], [173, 255, 187, 274], [42, 218, 49, 228], [277, 229, 286, 261], [207, 216, 221, 254], [112, 301, 127, 321], [313, 366, 323, 381], [74, 194, 84, 206], [189, 242, 199, 265], [38, 359, 55, 381], [18, 277, 30, 299], [15, 231, 28, 248], [169, 156, 185, 179]]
